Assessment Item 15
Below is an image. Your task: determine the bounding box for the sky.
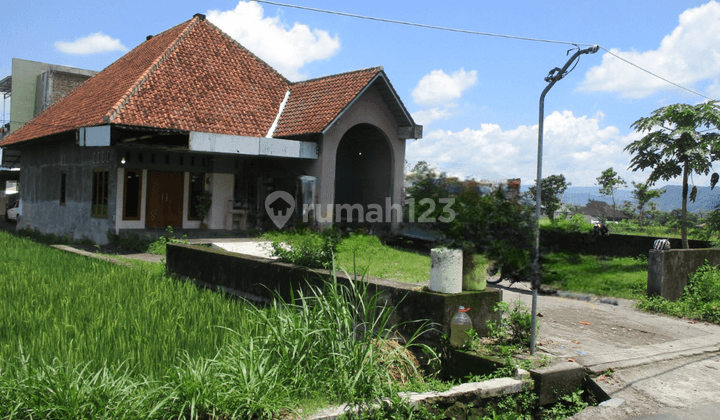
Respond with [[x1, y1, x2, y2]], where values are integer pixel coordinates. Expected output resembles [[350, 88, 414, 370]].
[[3, 0, 720, 187]]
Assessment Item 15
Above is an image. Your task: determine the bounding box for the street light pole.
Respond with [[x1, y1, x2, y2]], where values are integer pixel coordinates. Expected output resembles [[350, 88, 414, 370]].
[[530, 45, 599, 355]]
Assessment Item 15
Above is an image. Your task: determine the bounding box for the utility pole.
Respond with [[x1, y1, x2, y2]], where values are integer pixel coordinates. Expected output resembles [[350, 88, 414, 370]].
[[530, 45, 599, 355]]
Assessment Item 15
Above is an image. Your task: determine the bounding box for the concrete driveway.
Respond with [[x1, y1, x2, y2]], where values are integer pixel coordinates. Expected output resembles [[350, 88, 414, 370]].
[[493, 280, 720, 419]]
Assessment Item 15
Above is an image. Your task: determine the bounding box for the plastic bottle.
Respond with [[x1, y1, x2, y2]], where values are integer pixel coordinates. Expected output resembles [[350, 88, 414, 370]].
[[450, 306, 473, 347]]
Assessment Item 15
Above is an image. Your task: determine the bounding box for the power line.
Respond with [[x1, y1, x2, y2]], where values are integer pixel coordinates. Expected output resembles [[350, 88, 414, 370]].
[[253, 0, 714, 101], [599, 47, 712, 100], [252, 0, 594, 47]]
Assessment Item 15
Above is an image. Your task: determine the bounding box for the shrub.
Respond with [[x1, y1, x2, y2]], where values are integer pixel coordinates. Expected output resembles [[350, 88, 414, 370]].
[[638, 263, 720, 323], [269, 226, 342, 269]]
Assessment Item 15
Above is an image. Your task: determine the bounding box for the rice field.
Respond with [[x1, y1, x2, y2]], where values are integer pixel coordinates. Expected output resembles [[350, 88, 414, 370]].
[[0, 231, 428, 419]]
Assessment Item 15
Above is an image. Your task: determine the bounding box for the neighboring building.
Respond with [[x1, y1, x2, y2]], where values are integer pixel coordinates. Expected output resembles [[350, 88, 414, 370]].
[[0, 58, 98, 168], [577, 200, 630, 222], [0, 14, 422, 243]]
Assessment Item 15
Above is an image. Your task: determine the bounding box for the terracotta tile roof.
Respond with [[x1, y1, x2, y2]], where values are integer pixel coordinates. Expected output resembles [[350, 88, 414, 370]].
[[1, 15, 289, 146], [273, 67, 383, 137], [1, 15, 414, 147], [1, 19, 196, 145]]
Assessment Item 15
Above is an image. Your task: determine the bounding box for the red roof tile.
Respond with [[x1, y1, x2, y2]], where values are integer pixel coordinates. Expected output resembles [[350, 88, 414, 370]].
[[1, 15, 414, 147], [274, 68, 382, 137]]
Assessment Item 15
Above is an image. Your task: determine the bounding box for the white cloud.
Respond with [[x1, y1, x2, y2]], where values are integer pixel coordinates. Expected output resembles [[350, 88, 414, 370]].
[[411, 69, 477, 126], [207, 1, 340, 81], [54, 32, 127, 55], [580, 1, 720, 98], [406, 111, 641, 186], [412, 69, 477, 106]]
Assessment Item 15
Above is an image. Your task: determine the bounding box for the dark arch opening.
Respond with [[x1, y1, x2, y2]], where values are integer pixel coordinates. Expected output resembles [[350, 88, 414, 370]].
[[334, 124, 392, 222]]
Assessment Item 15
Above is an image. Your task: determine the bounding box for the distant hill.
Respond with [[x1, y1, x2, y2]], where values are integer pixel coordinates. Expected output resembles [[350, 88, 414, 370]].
[[558, 185, 720, 214]]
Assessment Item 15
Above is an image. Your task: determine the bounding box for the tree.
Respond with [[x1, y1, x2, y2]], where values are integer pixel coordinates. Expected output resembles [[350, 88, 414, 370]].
[[596, 167, 626, 211], [626, 101, 720, 248], [526, 174, 571, 221], [631, 181, 665, 223]]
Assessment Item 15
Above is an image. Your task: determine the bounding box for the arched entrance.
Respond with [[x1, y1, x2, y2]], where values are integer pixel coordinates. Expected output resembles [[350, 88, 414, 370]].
[[334, 124, 392, 222]]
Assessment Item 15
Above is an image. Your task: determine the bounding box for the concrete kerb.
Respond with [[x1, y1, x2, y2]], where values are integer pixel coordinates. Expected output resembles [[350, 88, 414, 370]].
[[577, 335, 720, 375], [304, 370, 532, 420]]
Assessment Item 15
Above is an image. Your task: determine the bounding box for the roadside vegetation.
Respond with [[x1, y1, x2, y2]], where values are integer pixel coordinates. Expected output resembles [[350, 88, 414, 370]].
[[637, 263, 720, 323], [0, 231, 436, 419]]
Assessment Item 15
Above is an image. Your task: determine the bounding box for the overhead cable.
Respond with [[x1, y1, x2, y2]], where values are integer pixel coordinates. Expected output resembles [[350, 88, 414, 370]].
[[253, 0, 714, 101]]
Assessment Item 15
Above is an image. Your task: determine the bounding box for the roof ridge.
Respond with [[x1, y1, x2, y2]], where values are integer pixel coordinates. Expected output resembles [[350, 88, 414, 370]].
[[103, 16, 202, 124], [202, 18, 291, 86], [291, 66, 384, 86]]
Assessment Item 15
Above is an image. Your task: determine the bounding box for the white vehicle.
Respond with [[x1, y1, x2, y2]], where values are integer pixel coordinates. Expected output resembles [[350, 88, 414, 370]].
[[5, 200, 19, 222]]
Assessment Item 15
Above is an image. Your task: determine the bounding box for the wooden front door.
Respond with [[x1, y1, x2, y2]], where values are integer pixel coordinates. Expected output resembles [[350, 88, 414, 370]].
[[146, 171, 184, 228]]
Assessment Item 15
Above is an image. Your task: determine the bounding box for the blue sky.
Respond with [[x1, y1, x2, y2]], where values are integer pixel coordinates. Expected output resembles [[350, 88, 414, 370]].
[[3, 0, 720, 187]]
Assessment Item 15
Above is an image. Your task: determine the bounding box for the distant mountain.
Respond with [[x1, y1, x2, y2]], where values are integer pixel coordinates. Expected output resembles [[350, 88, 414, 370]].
[[558, 185, 720, 214]]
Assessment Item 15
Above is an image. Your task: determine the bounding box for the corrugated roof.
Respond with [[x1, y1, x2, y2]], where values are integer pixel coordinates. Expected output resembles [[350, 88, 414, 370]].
[[1, 15, 415, 147]]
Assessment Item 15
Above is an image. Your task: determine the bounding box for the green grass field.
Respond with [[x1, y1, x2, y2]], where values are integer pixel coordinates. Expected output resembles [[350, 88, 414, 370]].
[[0, 231, 429, 419], [541, 253, 648, 299]]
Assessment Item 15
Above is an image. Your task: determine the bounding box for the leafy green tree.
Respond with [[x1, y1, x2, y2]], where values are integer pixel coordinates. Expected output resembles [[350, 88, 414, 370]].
[[404, 164, 534, 278], [626, 101, 720, 248], [597, 167, 626, 211], [526, 174, 571, 221], [631, 181, 665, 224]]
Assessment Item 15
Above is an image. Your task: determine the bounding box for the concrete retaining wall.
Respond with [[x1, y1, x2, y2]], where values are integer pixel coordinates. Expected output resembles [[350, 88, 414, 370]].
[[648, 249, 720, 301], [166, 243, 502, 344], [541, 230, 711, 258]]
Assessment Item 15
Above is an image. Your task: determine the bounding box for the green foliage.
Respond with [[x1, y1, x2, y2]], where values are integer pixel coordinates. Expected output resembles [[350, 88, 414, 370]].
[[637, 263, 720, 323], [542, 214, 593, 233], [541, 390, 589, 420], [193, 190, 212, 223], [486, 301, 535, 351], [268, 226, 342, 269], [107, 231, 155, 253], [631, 181, 666, 223], [147, 226, 189, 255], [0, 231, 436, 417], [596, 167, 626, 210], [542, 253, 647, 299], [526, 174, 571, 221], [626, 101, 720, 248]]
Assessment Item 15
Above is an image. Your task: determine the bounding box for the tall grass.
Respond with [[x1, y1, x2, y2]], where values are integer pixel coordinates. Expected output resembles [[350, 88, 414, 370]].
[[0, 231, 431, 418]]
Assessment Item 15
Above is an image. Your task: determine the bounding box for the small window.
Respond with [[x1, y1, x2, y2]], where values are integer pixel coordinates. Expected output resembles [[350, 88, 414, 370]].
[[123, 170, 142, 220], [60, 171, 66, 205], [92, 169, 109, 218], [188, 173, 205, 220]]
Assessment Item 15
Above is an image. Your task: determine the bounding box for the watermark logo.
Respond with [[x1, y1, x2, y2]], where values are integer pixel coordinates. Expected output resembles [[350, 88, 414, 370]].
[[264, 191, 456, 229], [265, 191, 295, 229]]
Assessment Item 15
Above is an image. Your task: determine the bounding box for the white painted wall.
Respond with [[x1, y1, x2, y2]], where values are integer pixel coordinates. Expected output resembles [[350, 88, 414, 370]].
[[207, 172, 234, 230]]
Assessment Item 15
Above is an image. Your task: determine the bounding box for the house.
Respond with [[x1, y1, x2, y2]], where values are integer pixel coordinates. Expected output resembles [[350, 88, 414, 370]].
[[0, 14, 422, 244], [577, 200, 630, 223]]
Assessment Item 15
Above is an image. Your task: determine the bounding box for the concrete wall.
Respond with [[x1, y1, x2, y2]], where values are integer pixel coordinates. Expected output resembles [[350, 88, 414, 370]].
[[318, 84, 405, 230], [9, 58, 96, 133], [648, 249, 720, 301], [18, 137, 116, 244], [166, 243, 502, 344], [541, 230, 712, 258]]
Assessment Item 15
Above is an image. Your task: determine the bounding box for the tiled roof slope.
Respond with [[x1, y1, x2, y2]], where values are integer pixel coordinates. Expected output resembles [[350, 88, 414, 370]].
[[273, 68, 382, 137], [1, 15, 289, 146], [0, 19, 195, 146], [1, 15, 414, 147]]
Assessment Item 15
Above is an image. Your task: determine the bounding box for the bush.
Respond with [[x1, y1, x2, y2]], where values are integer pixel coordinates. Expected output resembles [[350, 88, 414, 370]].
[[269, 226, 342, 269], [486, 300, 535, 350], [638, 263, 720, 323]]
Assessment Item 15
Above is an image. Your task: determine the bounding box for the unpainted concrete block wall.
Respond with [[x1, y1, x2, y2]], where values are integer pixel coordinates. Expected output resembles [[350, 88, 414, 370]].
[[648, 249, 720, 301], [166, 243, 503, 344], [18, 137, 116, 244]]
